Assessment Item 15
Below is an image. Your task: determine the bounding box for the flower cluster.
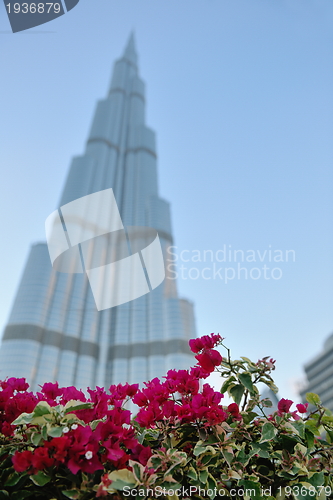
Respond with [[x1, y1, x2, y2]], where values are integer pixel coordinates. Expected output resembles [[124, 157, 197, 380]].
[[0, 333, 332, 500], [189, 332, 223, 373]]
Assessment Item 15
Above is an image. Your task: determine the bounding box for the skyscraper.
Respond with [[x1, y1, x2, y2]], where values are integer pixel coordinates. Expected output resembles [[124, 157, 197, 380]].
[[300, 333, 333, 412], [0, 34, 196, 391]]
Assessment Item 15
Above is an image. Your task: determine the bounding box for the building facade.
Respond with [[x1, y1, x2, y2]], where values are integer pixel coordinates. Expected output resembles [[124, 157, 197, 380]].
[[300, 332, 333, 412], [0, 35, 196, 391]]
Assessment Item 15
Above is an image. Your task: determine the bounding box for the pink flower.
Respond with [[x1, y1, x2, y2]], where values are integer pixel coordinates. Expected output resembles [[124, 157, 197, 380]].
[[205, 407, 228, 425], [0, 421, 15, 437], [40, 382, 63, 400], [12, 450, 33, 473], [228, 403, 242, 420], [296, 403, 308, 414], [176, 404, 195, 423], [132, 391, 149, 407], [130, 444, 152, 466], [67, 426, 103, 474], [189, 333, 222, 353], [61, 386, 86, 403], [136, 408, 156, 428], [189, 338, 204, 353], [32, 447, 54, 471], [109, 383, 139, 404], [4, 392, 37, 423], [45, 436, 69, 463], [96, 473, 112, 498], [277, 398, 293, 414], [190, 366, 210, 379], [195, 349, 222, 373], [6, 377, 29, 392]]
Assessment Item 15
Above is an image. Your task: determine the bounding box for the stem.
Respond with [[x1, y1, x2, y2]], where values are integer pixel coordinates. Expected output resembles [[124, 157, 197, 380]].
[[241, 390, 249, 412]]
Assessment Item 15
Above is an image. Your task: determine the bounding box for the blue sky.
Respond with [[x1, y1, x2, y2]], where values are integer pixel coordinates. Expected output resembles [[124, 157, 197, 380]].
[[0, 0, 333, 401]]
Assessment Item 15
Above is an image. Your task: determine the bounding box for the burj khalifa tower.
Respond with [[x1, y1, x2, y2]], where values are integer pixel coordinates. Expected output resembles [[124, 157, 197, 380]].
[[0, 34, 196, 391]]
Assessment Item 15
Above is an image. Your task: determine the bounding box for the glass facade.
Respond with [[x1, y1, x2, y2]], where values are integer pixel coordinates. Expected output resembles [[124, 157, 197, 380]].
[[300, 333, 333, 412], [0, 34, 196, 391]]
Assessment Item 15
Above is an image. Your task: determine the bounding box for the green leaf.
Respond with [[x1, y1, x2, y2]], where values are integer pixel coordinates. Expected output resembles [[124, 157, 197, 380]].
[[108, 469, 137, 490], [32, 401, 51, 417], [47, 426, 65, 438], [305, 419, 319, 434], [64, 400, 92, 414], [240, 356, 256, 366], [305, 428, 315, 449], [207, 474, 217, 497], [62, 490, 80, 500], [251, 442, 271, 459], [11, 493, 32, 500], [132, 462, 143, 482], [193, 441, 207, 457], [229, 384, 244, 405], [263, 380, 279, 393], [187, 467, 198, 481], [326, 428, 333, 444], [260, 422, 277, 443], [236, 449, 250, 465], [0, 491, 9, 499], [31, 432, 43, 446], [293, 483, 318, 500], [321, 415, 333, 425], [291, 419, 305, 439], [238, 479, 261, 500], [30, 470, 51, 486], [260, 398, 273, 408], [222, 450, 233, 464], [220, 376, 236, 394], [201, 453, 215, 466], [306, 392, 321, 406], [199, 469, 208, 484], [307, 471, 324, 487], [12, 413, 33, 425], [4, 471, 21, 487], [242, 411, 258, 424], [239, 372, 255, 393]]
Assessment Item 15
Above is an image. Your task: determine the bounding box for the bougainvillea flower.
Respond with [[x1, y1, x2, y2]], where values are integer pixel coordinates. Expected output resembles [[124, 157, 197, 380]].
[[32, 447, 54, 471], [190, 366, 210, 379], [40, 381, 63, 400], [189, 337, 205, 353], [296, 403, 308, 414], [12, 450, 33, 473], [205, 407, 228, 425], [61, 386, 86, 403], [228, 403, 242, 420], [195, 349, 222, 373], [0, 421, 15, 437], [6, 377, 29, 392], [176, 403, 195, 423], [189, 333, 222, 353], [277, 398, 293, 413], [96, 473, 113, 498], [131, 444, 152, 466], [45, 436, 70, 463], [4, 392, 37, 423]]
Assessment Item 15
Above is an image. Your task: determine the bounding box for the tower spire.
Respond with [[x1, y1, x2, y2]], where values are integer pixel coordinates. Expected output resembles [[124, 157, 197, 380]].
[[123, 31, 137, 66]]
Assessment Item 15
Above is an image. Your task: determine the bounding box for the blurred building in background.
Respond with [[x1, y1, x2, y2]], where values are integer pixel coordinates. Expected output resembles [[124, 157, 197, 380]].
[[300, 332, 333, 412], [0, 34, 196, 391]]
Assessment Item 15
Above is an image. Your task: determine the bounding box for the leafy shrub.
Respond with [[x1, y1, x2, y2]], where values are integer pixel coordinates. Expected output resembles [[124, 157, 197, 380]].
[[0, 334, 332, 499]]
